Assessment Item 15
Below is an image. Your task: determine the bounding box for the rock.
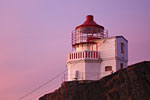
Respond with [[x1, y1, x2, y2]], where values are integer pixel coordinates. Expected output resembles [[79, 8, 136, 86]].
[[39, 61, 150, 100]]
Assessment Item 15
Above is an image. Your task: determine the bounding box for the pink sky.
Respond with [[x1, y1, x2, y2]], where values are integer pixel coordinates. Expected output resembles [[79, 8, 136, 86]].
[[0, 0, 150, 100]]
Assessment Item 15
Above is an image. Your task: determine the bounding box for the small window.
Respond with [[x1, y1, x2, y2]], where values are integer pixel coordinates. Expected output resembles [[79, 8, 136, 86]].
[[105, 66, 112, 71], [120, 63, 123, 69], [121, 43, 124, 53]]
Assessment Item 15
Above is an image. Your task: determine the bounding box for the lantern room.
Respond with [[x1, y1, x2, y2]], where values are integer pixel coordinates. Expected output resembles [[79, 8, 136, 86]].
[[72, 15, 108, 51]]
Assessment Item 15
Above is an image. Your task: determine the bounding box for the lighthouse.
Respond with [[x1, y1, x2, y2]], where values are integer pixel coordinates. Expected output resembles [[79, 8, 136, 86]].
[[67, 15, 128, 81]]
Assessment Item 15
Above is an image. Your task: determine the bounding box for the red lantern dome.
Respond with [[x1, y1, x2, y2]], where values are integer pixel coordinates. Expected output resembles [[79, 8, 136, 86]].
[[75, 15, 104, 29], [72, 15, 108, 46]]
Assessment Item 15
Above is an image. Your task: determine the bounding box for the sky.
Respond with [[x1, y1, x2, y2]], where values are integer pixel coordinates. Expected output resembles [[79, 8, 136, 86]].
[[0, 0, 150, 100]]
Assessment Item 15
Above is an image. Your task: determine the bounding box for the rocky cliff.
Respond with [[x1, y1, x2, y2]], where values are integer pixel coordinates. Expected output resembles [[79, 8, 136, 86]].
[[39, 61, 150, 100]]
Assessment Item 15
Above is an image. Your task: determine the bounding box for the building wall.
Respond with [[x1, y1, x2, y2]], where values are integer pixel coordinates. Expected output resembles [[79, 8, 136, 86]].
[[67, 61, 85, 81], [85, 62, 100, 80], [116, 60, 127, 70], [115, 36, 128, 70], [67, 36, 128, 81], [76, 44, 95, 51], [100, 60, 116, 78], [67, 60, 100, 81], [116, 37, 128, 60], [96, 38, 116, 58], [96, 37, 116, 78], [95, 36, 128, 78]]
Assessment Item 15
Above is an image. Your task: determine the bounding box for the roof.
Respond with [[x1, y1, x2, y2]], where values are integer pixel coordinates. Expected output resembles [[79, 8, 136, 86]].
[[93, 36, 128, 42], [75, 15, 104, 29]]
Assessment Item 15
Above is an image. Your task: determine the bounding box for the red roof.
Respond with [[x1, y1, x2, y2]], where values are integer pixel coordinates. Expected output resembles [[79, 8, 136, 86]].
[[75, 15, 104, 29]]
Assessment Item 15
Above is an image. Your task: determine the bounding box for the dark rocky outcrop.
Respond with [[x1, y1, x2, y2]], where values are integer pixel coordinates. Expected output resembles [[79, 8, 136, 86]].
[[39, 61, 150, 100]]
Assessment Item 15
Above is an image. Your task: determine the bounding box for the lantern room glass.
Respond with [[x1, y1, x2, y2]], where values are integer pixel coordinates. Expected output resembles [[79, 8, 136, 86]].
[[72, 26, 107, 46]]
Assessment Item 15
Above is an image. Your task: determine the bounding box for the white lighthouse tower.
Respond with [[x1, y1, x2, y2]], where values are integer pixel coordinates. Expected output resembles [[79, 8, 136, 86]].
[[67, 15, 128, 81]]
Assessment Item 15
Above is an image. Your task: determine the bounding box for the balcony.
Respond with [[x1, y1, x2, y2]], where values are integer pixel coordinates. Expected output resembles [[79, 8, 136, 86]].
[[67, 51, 99, 62]]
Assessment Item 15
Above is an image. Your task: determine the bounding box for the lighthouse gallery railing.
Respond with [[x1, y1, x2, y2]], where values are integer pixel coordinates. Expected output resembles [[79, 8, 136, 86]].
[[67, 51, 99, 61]]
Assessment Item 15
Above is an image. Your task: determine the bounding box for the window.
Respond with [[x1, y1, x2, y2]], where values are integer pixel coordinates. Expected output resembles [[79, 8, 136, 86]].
[[120, 63, 123, 69], [105, 66, 112, 71], [121, 43, 124, 53]]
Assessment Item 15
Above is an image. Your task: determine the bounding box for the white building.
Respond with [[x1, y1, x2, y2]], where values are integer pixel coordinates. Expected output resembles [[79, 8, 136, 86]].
[[67, 15, 128, 81]]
